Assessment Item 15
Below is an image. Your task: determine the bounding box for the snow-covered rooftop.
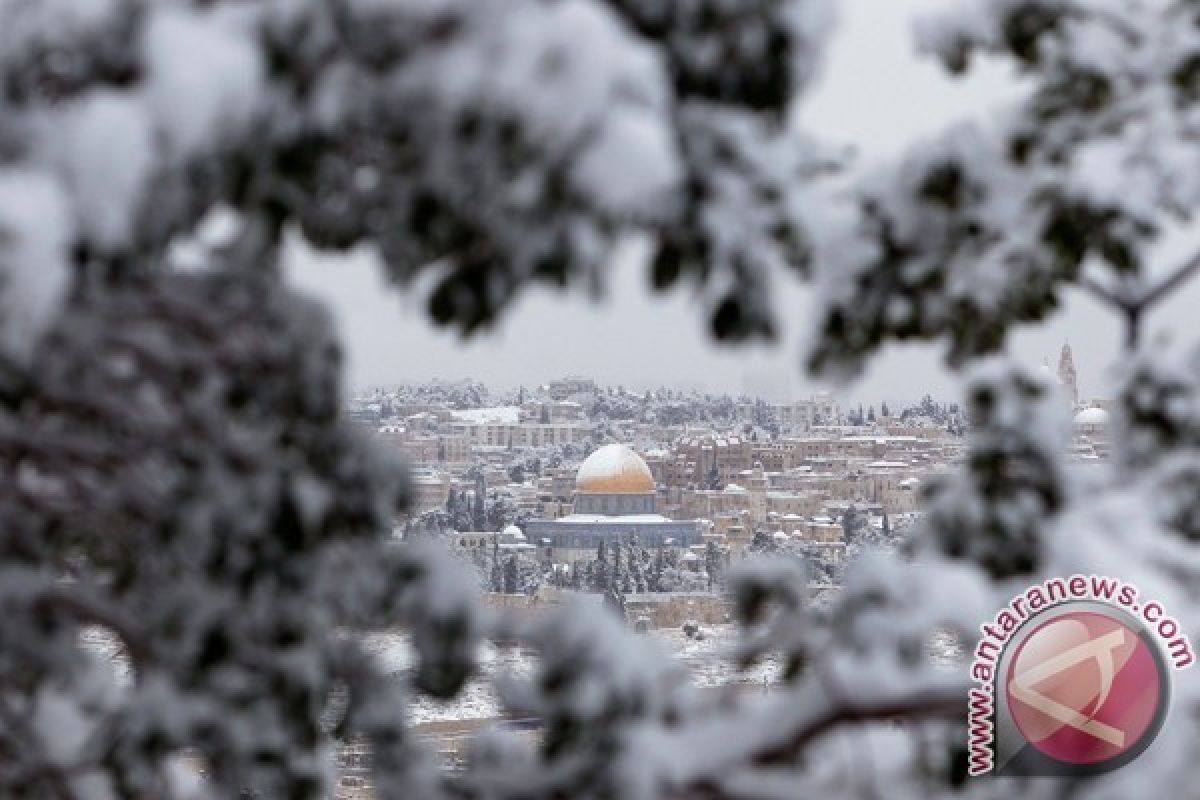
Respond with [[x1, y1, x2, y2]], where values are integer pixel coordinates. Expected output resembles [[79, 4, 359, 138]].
[[555, 513, 673, 524], [1074, 406, 1110, 426], [450, 406, 521, 425]]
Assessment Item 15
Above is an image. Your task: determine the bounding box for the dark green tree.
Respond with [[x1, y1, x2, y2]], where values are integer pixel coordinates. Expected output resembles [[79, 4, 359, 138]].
[[840, 505, 869, 546], [592, 540, 610, 593], [704, 541, 723, 591], [704, 465, 722, 490], [503, 555, 519, 595]]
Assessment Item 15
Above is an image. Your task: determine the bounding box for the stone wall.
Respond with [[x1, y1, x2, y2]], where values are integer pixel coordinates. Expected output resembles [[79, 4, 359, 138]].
[[484, 588, 731, 631], [624, 592, 730, 629]]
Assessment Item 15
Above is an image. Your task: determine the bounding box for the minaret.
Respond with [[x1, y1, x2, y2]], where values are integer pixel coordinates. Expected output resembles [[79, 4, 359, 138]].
[[1057, 342, 1079, 409]]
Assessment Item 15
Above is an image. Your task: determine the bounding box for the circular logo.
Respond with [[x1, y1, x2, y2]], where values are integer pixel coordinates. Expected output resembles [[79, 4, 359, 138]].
[[1004, 609, 1168, 770]]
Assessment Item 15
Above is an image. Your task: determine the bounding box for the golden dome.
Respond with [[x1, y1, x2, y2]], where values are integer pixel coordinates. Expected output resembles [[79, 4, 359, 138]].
[[575, 444, 655, 494]]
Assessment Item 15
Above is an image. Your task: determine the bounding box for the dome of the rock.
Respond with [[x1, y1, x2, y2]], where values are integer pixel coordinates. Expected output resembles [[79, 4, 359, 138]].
[[575, 444, 655, 494]]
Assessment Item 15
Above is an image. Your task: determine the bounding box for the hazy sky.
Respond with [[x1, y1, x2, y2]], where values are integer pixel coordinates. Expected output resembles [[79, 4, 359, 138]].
[[287, 0, 1200, 408]]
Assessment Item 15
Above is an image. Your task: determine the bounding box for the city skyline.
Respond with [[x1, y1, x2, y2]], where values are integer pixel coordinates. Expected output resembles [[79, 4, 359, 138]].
[[347, 340, 1095, 412]]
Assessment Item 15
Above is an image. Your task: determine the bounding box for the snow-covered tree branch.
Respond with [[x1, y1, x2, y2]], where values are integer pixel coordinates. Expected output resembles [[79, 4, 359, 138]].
[[5, 0, 1200, 798]]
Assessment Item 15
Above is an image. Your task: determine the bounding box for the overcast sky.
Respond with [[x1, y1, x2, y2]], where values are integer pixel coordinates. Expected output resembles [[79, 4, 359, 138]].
[[287, 0, 1200, 408]]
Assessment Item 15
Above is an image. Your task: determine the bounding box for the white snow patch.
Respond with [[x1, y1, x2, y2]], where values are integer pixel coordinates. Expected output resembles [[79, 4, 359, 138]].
[[36, 91, 154, 251], [33, 688, 91, 765], [0, 169, 72, 361], [556, 513, 672, 523], [451, 406, 521, 424], [142, 7, 265, 163], [573, 107, 680, 216]]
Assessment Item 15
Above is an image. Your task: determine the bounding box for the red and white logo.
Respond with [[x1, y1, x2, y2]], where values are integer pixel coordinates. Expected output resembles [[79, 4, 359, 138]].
[[967, 577, 1190, 777], [1006, 610, 1163, 767]]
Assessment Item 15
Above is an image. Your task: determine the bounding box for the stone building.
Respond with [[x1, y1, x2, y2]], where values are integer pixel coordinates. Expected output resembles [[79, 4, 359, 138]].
[[438, 433, 471, 464], [670, 433, 754, 486], [524, 444, 701, 563], [408, 469, 451, 514], [1058, 342, 1079, 408], [547, 376, 597, 402], [1072, 405, 1111, 460], [770, 392, 840, 433], [451, 420, 588, 448]]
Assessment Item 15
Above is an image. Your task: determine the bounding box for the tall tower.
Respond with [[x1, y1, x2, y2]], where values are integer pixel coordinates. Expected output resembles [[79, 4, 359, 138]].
[[1057, 342, 1079, 408]]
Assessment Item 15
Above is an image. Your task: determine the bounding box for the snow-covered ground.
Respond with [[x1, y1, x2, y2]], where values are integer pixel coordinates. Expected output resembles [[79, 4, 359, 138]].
[[367, 625, 783, 725], [85, 622, 964, 727], [367, 624, 964, 725]]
